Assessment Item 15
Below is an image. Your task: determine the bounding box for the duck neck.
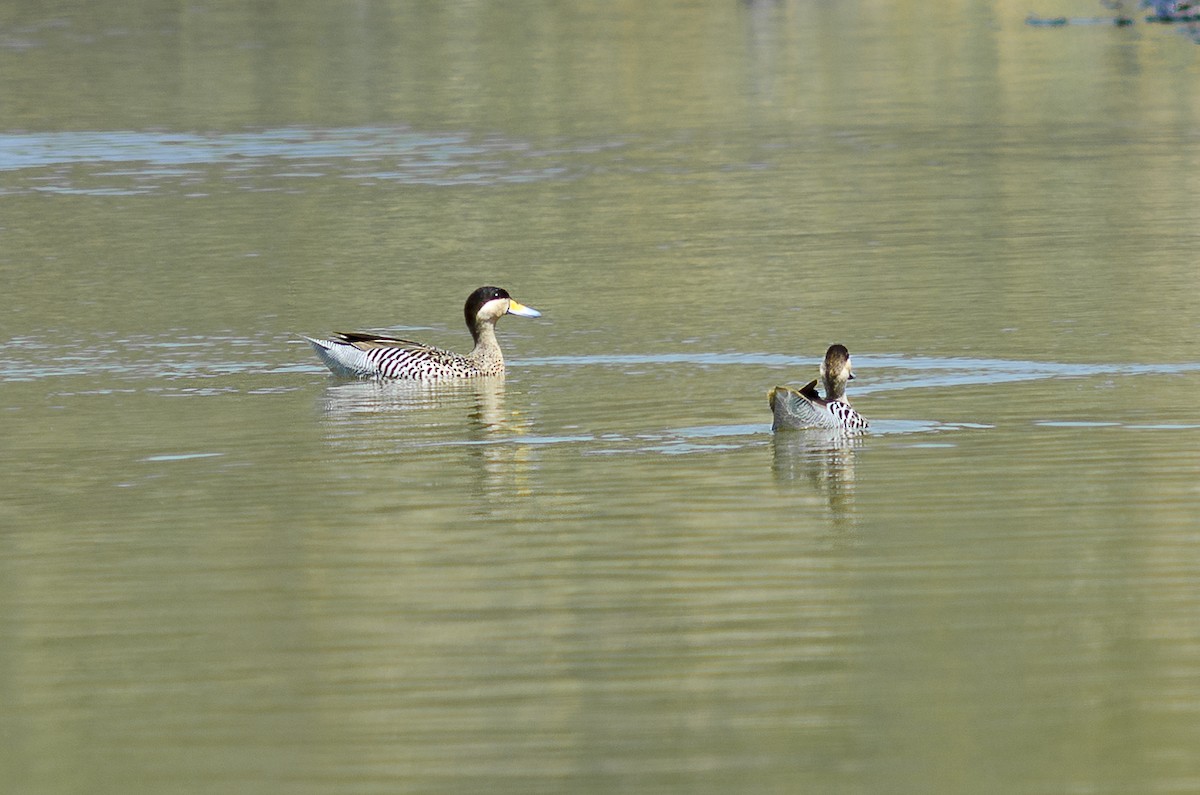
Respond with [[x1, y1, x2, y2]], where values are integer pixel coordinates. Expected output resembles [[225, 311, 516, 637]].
[[822, 374, 848, 402], [469, 322, 504, 372]]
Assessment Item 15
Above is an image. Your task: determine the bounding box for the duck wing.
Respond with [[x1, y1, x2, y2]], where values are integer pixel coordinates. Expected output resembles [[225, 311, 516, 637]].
[[331, 331, 438, 352], [797, 379, 823, 402], [769, 382, 835, 430]]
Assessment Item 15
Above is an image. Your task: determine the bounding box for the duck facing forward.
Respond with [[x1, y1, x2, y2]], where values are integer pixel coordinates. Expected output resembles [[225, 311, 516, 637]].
[[768, 344, 868, 432], [304, 286, 541, 380]]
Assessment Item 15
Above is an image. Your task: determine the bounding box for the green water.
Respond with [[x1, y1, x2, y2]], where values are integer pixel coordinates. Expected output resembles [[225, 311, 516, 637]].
[[3, 1, 1200, 793]]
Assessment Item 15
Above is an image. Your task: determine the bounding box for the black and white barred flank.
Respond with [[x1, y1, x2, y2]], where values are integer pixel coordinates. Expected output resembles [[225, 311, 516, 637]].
[[769, 381, 869, 432], [304, 333, 500, 380]]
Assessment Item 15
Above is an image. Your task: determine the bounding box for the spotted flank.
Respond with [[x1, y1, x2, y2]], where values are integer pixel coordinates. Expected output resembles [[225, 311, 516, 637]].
[[769, 344, 869, 432], [304, 286, 541, 381]]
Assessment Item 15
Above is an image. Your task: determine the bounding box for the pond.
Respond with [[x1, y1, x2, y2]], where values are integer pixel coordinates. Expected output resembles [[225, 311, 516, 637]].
[[2, 1, 1200, 793]]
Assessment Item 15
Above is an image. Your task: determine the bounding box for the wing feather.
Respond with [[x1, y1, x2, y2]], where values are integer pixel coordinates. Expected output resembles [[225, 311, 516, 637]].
[[332, 331, 437, 352]]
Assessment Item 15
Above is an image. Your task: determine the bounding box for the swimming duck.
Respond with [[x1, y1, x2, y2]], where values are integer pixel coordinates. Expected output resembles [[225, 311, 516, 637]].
[[768, 344, 868, 432], [304, 286, 541, 380]]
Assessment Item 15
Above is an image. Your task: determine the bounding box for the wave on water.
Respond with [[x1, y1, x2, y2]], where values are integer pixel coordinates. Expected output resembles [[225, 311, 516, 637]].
[[6, 334, 1200, 386], [0, 126, 606, 194], [521, 352, 1200, 394]]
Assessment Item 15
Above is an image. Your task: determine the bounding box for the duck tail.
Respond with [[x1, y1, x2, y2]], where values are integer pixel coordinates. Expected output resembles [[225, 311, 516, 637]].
[[769, 381, 827, 431], [302, 335, 372, 379]]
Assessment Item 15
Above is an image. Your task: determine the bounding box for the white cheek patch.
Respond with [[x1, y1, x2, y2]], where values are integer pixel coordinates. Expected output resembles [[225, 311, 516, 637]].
[[476, 298, 510, 322]]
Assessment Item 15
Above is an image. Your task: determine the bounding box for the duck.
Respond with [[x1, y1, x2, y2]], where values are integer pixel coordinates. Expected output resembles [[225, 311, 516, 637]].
[[768, 344, 868, 432], [303, 286, 541, 380]]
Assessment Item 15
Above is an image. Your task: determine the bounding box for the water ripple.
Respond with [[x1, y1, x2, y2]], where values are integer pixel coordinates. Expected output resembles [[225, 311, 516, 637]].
[[0, 127, 597, 194], [5, 334, 1200, 392], [522, 352, 1200, 394]]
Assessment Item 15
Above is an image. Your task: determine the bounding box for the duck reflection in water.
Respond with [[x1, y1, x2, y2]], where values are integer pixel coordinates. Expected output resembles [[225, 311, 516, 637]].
[[772, 429, 861, 530], [315, 377, 538, 503], [317, 377, 501, 421]]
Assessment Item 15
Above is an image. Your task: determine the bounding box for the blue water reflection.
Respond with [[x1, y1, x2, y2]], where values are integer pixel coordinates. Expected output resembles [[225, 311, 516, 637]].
[[0, 127, 580, 193]]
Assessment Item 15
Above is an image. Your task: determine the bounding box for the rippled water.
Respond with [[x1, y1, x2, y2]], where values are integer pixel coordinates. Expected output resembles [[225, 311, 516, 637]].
[[4, 1, 1200, 794], [0, 127, 592, 194]]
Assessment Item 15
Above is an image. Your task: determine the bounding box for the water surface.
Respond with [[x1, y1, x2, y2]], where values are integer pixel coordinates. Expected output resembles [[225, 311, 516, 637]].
[[3, 1, 1200, 793]]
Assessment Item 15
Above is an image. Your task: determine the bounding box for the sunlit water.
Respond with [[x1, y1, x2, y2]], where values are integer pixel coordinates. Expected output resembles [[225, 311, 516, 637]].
[[4, 1, 1200, 794]]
